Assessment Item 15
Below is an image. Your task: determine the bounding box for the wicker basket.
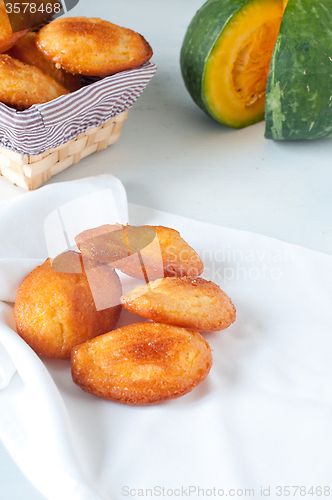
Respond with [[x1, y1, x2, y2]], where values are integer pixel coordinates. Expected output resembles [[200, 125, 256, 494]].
[[0, 61, 156, 191], [0, 110, 128, 191]]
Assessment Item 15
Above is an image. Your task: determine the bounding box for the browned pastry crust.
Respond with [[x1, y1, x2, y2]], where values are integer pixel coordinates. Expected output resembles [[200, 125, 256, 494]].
[[0, 0, 28, 53], [35, 17, 153, 76], [150, 226, 204, 278], [75, 224, 204, 281], [0, 0, 62, 53], [2, 0, 62, 34], [14, 252, 122, 359], [121, 276, 236, 332], [7, 32, 82, 92], [71, 322, 212, 405], [0, 54, 69, 109], [75, 223, 128, 263]]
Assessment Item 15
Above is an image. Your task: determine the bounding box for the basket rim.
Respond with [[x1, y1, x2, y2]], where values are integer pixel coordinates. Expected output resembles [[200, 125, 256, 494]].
[[0, 61, 157, 156]]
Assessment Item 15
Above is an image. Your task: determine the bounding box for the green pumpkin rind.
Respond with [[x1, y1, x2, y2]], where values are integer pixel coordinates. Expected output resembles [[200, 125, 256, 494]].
[[180, 0, 253, 122], [265, 0, 332, 140]]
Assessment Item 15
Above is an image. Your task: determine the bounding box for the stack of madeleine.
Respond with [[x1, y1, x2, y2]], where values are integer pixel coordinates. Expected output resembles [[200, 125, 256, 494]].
[[0, 1, 153, 109], [14, 224, 236, 406]]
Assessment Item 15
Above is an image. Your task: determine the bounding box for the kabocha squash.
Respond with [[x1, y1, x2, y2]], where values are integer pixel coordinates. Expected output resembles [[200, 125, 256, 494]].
[[180, 0, 286, 129], [265, 0, 332, 140]]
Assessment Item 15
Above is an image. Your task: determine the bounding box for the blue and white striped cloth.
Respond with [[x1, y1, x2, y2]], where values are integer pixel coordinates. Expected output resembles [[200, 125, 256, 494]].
[[0, 61, 157, 155]]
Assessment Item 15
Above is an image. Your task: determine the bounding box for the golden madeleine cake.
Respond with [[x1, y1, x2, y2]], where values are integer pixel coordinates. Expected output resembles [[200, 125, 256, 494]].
[[2, 0, 62, 34], [14, 251, 122, 359], [35, 17, 153, 76], [71, 322, 212, 405], [0, 54, 69, 109], [121, 276, 236, 332], [75, 223, 128, 263], [0, 0, 28, 53], [0, 0, 62, 53], [150, 225, 204, 278], [7, 32, 82, 92], [75, 224, 204, 281]]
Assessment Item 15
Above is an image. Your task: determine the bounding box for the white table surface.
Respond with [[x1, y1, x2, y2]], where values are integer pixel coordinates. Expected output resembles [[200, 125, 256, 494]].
[[1, 0, 332, 498]]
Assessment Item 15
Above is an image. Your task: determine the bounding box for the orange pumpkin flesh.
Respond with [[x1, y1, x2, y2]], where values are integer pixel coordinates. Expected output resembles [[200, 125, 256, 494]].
[[203, 0, 286, 128]]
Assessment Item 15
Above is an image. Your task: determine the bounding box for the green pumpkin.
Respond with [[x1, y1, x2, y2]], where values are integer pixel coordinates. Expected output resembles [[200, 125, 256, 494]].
[[180, 0, 286, 128], [265, 0, 332, 140]]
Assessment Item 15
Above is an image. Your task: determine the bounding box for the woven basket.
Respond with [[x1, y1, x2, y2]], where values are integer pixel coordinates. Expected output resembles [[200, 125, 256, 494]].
[[0, 110, 128, 191]]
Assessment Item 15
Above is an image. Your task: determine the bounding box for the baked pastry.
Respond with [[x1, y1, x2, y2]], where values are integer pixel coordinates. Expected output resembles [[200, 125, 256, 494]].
[[148, 225, 204, 278], [35, 17, 153, 76], [75, 224, 204, 281], [121, 276, 236, 332], [7, 32, 82, 92], [0, 0, 28, 53], [75, 223, 128, 263], [0, 54, 69, 109], [71, 322, 212, 405], [3, 0, 61, 33], [14, 252, 122, 359], [0, 0, 61, 53]]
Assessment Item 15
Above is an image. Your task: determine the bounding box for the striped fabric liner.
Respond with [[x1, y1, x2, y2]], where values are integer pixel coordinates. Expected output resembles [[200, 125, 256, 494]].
[[0, 61, 157, 156]]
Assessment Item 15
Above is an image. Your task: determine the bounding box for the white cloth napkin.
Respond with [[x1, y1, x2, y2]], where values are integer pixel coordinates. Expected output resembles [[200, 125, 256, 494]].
[[1, 175, 332, 500], [0, 175, 128, 500]]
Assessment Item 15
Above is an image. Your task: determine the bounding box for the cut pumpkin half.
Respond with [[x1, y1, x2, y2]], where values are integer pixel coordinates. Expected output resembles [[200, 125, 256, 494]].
[[180, 0, 287, 128]]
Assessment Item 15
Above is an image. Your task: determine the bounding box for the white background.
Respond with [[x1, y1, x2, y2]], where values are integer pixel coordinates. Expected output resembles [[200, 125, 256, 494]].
[[1, 0, 332, 498]]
